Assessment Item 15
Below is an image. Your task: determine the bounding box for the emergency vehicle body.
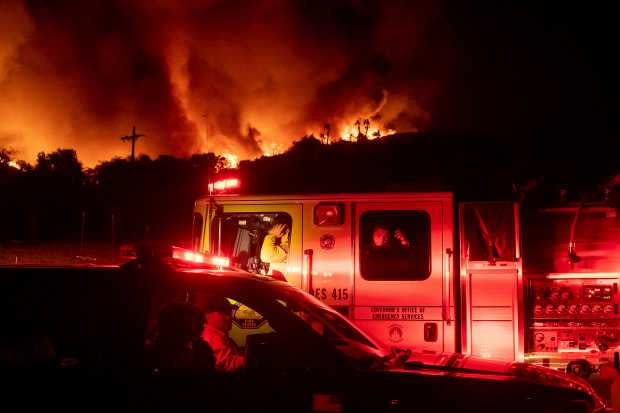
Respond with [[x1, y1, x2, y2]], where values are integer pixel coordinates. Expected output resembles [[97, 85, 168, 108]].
[[193, 188, 620, 370]]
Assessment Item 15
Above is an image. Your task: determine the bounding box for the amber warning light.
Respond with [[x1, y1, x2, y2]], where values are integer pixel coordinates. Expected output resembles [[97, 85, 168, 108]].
[[208, 178, 240, 194], [171, 246, 230, 267]]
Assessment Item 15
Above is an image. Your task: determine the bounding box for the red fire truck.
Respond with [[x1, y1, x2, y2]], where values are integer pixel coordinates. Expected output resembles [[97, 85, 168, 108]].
[[192, 179, 620, 372]]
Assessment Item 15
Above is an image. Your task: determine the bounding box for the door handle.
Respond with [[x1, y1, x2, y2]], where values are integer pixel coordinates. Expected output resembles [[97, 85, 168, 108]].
[[304, 249, 314, 292], [443, 248, 453, 325]]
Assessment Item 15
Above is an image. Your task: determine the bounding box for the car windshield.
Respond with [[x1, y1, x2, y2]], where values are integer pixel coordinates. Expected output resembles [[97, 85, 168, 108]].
[[271, 285, 386, 360]]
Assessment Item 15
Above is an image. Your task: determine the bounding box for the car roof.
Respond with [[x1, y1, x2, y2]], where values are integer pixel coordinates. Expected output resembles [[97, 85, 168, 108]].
[[169, 267, 292, 294]]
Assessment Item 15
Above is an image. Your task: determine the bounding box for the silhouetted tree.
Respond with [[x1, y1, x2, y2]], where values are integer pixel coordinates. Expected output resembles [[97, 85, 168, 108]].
[[3, 131, 619, 250], [0, 148, 13, 164]]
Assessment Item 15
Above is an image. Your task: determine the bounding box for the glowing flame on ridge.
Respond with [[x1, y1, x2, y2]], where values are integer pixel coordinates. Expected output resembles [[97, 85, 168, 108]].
[[222, 153, 239, 168], [339, 124, 396, 141]]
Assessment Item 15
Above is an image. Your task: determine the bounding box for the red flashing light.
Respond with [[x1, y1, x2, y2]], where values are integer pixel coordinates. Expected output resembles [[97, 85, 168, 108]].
[[209, 178, 240, 193], [211, 256, 230, 267], [173, 248, 204, 263], [171, 247, 229, 267]]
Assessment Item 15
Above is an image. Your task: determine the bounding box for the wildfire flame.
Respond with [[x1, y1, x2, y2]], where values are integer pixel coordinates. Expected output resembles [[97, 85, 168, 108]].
[[8, 160, 20, 169], [222, 153, 239, 169], [338, 123, 396, 142], [263, 143, 284, 157]]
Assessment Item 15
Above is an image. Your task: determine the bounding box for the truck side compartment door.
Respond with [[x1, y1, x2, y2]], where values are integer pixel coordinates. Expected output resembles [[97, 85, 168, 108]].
[[352, 199, 455, 353]]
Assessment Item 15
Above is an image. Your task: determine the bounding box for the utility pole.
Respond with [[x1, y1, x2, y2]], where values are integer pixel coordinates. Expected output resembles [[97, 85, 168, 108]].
[[120, 126, 145, 162]]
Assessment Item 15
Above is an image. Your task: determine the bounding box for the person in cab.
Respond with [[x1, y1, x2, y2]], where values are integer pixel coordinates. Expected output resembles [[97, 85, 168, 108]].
[[147, 302, 215, 372], [371, 224, 410, 248], [365, 223, 413, 279], [260, 216, 290, 279], [201, 296, 246, 372]]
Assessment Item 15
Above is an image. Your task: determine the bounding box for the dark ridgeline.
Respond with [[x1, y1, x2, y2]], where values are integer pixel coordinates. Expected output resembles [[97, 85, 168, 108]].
[[1, 132, 618, 250]]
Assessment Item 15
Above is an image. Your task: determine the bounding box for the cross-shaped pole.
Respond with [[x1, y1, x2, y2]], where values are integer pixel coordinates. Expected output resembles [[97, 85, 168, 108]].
[[120, 126, 145, 162]]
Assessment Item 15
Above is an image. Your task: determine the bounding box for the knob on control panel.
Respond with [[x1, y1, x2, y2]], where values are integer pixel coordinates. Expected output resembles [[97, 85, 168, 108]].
[[534, 305, 543, 316]]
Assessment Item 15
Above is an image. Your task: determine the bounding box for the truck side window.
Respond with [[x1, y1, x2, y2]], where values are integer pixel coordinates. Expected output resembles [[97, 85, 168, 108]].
[[462, 203, 516, 262], [360, 210, 431, 281], [211, 213, 292, 275]]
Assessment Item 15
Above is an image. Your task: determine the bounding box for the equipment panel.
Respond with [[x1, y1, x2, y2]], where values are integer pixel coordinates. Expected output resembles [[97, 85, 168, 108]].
[[527, 277, 620, 363], [529, 279, 618, 320]]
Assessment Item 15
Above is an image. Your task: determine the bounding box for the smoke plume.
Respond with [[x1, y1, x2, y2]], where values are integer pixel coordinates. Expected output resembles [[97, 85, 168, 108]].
[[0, 0, 453, 165]]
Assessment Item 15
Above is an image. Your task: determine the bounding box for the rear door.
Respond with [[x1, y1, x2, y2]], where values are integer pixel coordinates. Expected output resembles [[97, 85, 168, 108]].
[[352, 197, 454, 353]]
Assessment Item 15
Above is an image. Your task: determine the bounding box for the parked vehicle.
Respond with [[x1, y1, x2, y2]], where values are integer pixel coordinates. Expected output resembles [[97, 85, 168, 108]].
[[0, 248, 605, 412]]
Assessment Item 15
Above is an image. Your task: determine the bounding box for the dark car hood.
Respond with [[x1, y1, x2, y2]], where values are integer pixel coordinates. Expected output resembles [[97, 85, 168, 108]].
[[394, 352, 603, 407], [406, 352, 519, 375]]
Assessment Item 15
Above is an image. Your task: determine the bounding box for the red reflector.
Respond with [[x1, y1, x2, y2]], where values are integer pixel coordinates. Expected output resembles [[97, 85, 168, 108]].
[[314, 203, 344, 226]]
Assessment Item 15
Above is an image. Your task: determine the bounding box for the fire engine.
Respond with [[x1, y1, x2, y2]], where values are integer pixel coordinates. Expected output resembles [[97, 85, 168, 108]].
[[192, 178, 620, 372]]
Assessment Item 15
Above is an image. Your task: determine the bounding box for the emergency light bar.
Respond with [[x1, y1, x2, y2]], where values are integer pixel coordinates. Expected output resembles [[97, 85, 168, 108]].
[[171, 246, 230, 267], [208, 178, 240, 194]]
